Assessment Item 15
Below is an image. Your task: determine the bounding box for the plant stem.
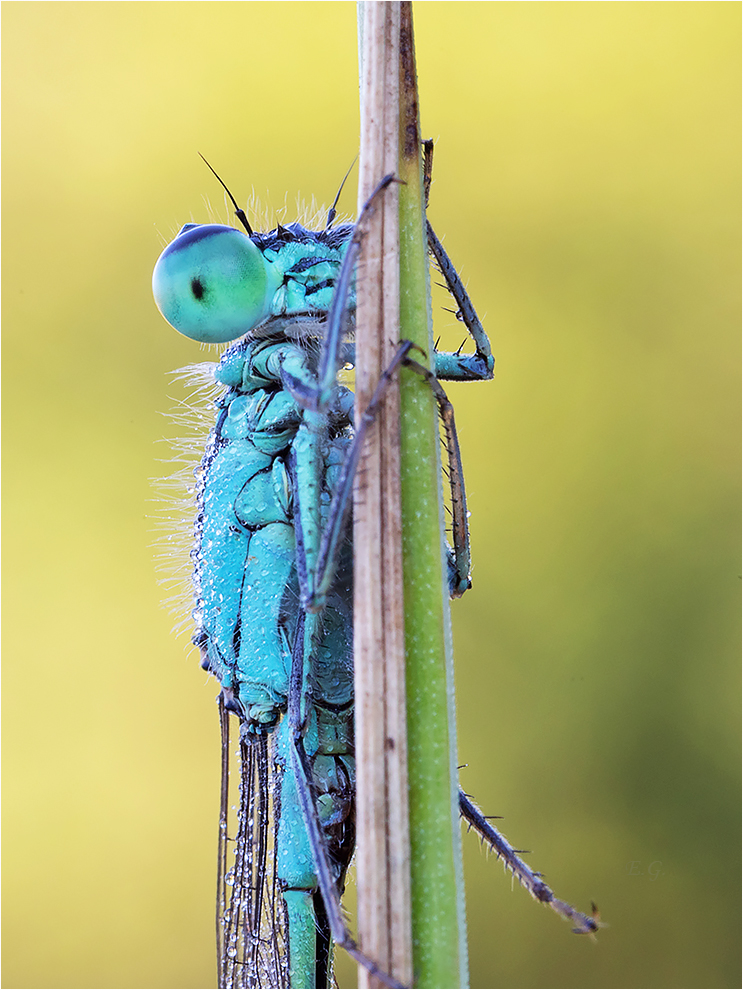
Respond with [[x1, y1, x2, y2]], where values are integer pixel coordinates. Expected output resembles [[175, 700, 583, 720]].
[[356, 3, 469, 987], [397, 4, 469, 986]]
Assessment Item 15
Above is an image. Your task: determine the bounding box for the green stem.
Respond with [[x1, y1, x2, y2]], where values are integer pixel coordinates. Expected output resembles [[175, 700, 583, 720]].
[[398, 6, 468, 987]]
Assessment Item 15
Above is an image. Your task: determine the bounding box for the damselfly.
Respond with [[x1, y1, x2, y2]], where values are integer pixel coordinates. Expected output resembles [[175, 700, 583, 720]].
[[153, 159, 599, 989]]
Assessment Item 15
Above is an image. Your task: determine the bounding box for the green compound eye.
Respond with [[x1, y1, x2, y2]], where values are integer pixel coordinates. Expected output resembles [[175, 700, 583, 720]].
[[152, 224, 280, 343]]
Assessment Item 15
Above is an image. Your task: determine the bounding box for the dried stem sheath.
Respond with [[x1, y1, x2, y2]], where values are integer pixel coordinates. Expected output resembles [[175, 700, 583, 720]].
[[355, 3, 411, 988]]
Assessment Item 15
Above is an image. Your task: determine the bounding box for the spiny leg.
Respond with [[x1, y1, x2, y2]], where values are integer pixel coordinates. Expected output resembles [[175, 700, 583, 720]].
[[297, 339, 473, 605], [459, 791, 601, 936], [420, 139, 493, 382], [422, 138, 434, 208], [295, 340, 415, 612], [428, 218, 494, 382], [401, 356, 471, 597]]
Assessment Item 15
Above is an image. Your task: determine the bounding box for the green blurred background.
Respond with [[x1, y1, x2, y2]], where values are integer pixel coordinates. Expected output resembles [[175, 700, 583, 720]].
[[3, 2, 739, 988]]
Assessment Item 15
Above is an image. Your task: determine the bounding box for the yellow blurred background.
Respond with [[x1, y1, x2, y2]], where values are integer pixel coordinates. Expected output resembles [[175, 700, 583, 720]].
[[3, 2, 739, 988]]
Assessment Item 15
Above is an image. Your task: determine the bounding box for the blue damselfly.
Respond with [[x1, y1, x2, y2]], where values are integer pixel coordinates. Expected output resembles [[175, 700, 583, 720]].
[[152, 158, 598, 989]]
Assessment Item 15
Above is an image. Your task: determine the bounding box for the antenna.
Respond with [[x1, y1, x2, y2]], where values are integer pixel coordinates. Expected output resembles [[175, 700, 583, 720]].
[[326, 157, 358, 229], [198, 153, 253, 236]]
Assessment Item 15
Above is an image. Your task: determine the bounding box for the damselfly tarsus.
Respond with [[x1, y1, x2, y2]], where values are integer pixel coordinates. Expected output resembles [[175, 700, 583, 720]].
[[152, 156, 598, 989]]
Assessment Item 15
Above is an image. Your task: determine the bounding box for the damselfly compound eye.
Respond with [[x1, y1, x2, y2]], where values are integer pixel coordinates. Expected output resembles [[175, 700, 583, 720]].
[[152, 224, 280, 343]]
